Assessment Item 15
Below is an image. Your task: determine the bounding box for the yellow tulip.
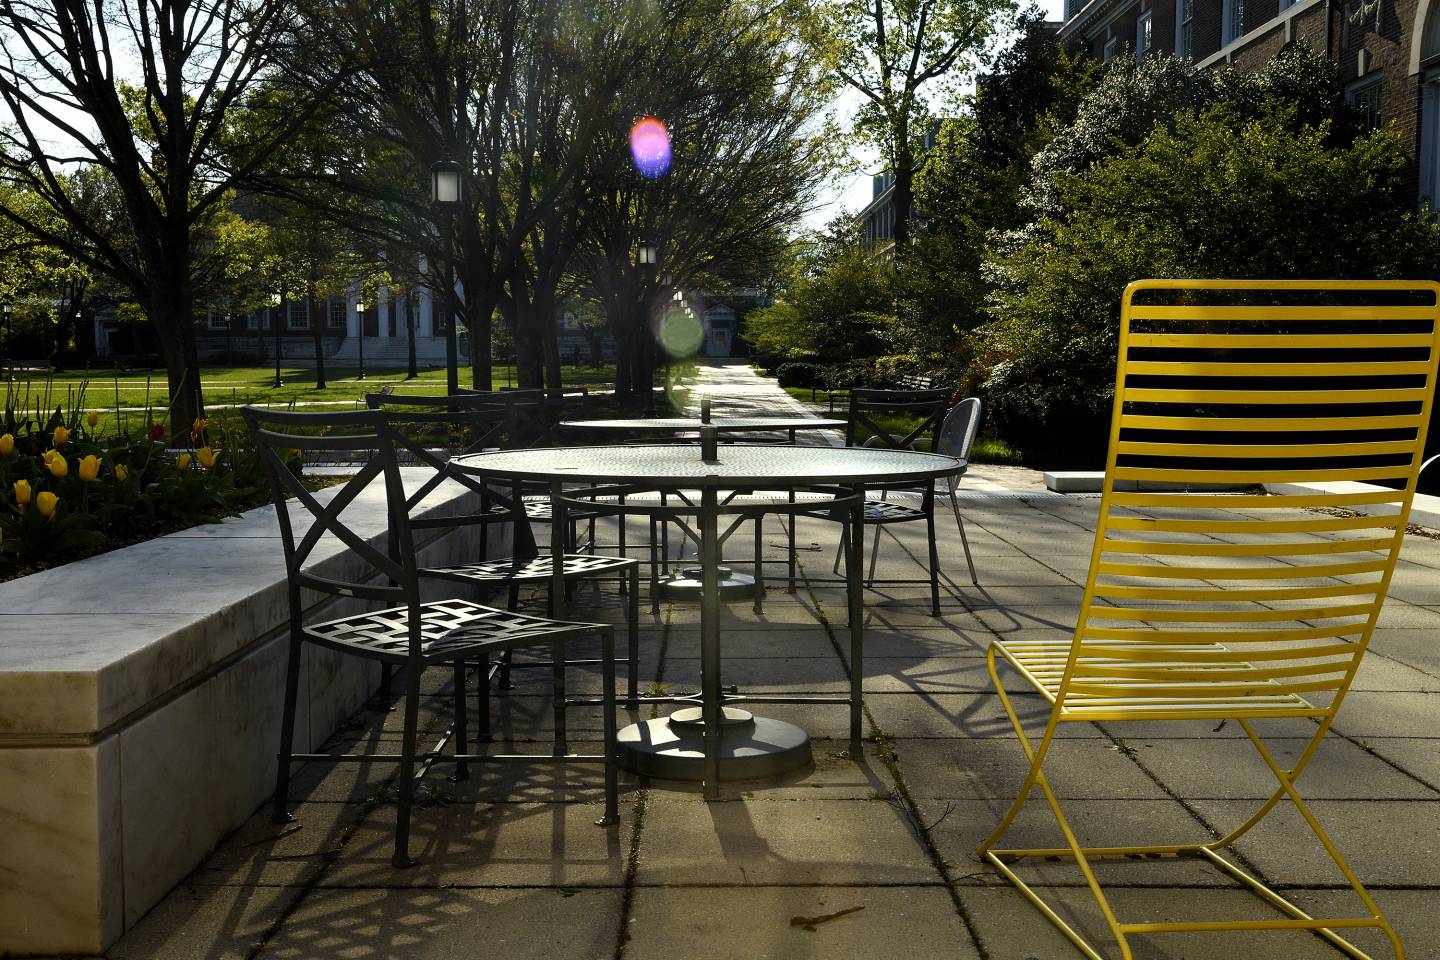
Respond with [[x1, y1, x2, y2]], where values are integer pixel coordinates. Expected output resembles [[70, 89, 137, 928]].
[[195, 446, 216, 469], [35, 491, 57, 518], [176, 453, 192, 471], [114, 464, 129, 483], [52, 425, 69, 446], [78, 454, 100, 482], [13, 479, 31, 505], [0, 433, 12, 456], [46, 453, 68, 478], [87, 411, 98, 428]]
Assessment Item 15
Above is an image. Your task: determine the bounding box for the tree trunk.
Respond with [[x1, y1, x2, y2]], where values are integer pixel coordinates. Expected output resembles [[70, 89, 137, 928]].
[[152, 292, 202, 435], [892, 144, 915, 254], [308, 273, 326, 389]]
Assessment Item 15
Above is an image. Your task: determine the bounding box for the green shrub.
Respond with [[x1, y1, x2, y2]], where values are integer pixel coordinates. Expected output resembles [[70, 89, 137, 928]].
[[982, 104, 1440, 465]]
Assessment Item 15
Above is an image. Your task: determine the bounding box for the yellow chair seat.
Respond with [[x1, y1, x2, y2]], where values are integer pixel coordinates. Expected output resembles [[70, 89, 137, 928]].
[[994, 638, 1323, 721]]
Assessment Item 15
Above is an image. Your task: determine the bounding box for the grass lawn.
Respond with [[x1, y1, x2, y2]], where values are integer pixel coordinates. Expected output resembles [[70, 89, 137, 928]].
[[4, 363, 620, 433]]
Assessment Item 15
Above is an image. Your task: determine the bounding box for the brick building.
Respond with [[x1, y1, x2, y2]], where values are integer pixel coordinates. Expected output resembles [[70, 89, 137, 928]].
[[1059, 0, 1440, 203]]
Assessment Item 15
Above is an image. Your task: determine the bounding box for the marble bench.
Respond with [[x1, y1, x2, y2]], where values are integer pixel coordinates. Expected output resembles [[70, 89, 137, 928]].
[[0, 470, 494, 955]]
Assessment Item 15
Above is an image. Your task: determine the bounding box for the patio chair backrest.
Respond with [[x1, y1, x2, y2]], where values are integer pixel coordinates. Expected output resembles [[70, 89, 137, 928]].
[[1058, 279, 1440, 719], [937, 398, 982, 490], [845, 387, 952, 451], [242, 407, 417, 605], [364, 394, 540, 561], [457, 388, 561, 448]]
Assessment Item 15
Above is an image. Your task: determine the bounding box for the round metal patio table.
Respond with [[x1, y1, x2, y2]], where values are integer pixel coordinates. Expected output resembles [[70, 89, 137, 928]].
[[450, 444, 963, 796]]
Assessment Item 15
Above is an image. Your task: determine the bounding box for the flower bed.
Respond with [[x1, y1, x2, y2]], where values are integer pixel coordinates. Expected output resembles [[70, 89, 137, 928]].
[[1, 393, 298, 577]]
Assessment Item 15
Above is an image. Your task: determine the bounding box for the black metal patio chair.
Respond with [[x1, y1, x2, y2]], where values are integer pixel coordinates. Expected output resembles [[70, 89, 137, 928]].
[[365, 393, 642, 706], [242, 406, 619, 869], [824, 386, 952, 616]]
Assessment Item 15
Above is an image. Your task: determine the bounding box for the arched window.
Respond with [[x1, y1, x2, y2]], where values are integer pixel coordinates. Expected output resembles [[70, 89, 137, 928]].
[[1424, 0, 1440, 63]]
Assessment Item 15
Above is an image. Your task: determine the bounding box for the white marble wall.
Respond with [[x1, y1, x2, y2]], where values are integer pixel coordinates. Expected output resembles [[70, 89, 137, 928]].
[[0, 472, 493, 954]]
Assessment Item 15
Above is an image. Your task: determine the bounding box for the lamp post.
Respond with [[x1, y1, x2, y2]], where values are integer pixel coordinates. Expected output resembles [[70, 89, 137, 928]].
[[269, 290, 284, 388], [430, 158, 463, 395], [636, 236, 657, 416], [355, 296, 367, 381], [1, 303, 10, 378]]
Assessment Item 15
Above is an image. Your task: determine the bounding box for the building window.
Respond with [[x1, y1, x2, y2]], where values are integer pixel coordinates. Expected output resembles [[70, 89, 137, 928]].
[[208, 309, 228, 330], [1103, 36, 1119, 61], [1176, 0, 1193, 56], [1348, 74, 1384, 132], [1136, 12, 1153, 60], [287, 301, 308, 330], [327, 298, 347, 329], [1222, 0, 1244, 43], [1421, 75, 1440, 207]]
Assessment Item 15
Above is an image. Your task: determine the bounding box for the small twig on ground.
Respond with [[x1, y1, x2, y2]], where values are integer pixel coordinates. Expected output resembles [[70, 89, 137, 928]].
[[790, 905, 864, 931], [923, 800, 956, 832]]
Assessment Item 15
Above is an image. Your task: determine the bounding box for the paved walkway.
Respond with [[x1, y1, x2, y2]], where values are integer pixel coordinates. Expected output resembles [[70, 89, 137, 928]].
[[104, 363, 1440, 960]]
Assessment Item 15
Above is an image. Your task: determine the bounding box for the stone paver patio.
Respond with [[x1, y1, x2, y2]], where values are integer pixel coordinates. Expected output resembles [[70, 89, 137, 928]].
[[102, 364, 1440, 960]]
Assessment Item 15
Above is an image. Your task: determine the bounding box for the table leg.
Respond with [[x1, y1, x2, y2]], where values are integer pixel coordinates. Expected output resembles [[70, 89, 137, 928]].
[[847, 483, 865, 753], [701, 485, 722, 797], [550, 480, 566, 619]]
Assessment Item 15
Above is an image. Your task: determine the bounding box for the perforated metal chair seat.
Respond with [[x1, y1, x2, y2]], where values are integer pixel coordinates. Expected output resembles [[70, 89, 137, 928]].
[[993, 639, 1321, 722], [485, 496, 600, 522], [422, 553, 635, 584], [861, 498, 927, 523], [302, 598, 604, 664]]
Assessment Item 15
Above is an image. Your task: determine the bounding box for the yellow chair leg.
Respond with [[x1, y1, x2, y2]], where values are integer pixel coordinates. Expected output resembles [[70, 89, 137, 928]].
[[979, 657, 1406, 960]]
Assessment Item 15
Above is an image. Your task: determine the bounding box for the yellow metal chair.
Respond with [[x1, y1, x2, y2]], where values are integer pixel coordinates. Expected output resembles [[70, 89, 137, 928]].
[[979, 279, 1440, 960]]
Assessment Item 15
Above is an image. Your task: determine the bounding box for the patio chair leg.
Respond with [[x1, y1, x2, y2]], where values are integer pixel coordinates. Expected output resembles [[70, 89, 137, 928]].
[[866, 521, 881, 586], [552, 639, 567, 757], [926, 501, 941, 617], [649, 521, 662, 615], [476, 653, 491, 742], [377, 663, 393, 708], [450, 660, 470, 781], [617, 497, 628, 589], [270, 632, 303, 824], [786, 490, 797, 593], [950, 489, 977, 585], [846, 490, 865, 753], [833, 528, 848, 577], [753, 514, 765, 614], [598, 626, 620, 826], [627, 565, 640, 707], [392, 664, 425, 869]]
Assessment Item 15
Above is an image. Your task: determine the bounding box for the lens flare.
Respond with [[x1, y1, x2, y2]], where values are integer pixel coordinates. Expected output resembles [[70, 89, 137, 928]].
[[656, 304, 703, 359], [629, 116, 672, 179]]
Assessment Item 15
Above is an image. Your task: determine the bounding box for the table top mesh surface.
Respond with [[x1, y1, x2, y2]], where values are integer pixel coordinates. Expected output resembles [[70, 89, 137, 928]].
[[452, 444, 963, 485]]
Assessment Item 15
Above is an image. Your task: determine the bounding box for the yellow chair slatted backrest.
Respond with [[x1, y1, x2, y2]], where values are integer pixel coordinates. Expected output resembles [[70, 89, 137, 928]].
[[1049, 279, 1440, 723]]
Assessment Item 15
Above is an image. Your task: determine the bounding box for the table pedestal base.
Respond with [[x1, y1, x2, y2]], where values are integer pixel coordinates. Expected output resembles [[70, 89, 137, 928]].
[[655, 565, 756, 601], [615, 710, 812, 781]]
